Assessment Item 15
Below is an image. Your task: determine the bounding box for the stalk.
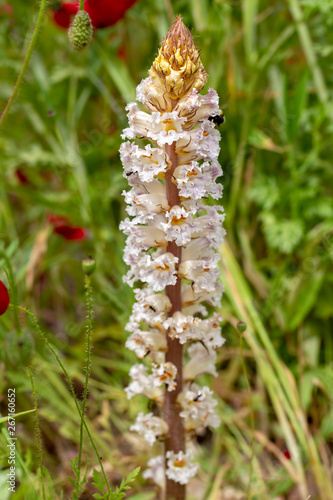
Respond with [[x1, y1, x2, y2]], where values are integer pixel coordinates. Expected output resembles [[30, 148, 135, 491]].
[[164, 142, 185, 500]]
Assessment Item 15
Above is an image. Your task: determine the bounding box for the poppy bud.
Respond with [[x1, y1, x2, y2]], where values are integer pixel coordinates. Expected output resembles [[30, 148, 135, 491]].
[[0, 280, 10, 316], [68, 10, 93, 51], [237, 321, 247, 333], [82, 256, 96, 275]]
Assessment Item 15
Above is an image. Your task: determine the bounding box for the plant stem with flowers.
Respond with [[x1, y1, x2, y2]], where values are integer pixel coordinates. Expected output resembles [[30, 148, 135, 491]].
[[120, 17, 225, 499]]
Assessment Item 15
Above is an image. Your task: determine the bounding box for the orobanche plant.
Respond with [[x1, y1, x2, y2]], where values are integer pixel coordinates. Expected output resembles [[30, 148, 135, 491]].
[[120, 17, 225, 499]]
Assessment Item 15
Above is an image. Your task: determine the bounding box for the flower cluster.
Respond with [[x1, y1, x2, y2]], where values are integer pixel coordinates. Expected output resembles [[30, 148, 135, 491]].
[[120, 17, 225, 489]]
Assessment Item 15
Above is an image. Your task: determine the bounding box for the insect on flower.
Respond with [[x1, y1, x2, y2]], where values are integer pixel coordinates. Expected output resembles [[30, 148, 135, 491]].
[[208, 109, 225, 127]]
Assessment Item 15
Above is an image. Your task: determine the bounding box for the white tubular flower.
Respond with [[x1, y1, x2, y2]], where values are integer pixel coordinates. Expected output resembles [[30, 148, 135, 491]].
[[166, 450, 199, 485], [178, 384, 221, 431], [125, 364, 163, 401], [125, 330, 167, 359], [130, 412, 169, 445], [152, 362, 177, 391], [178, 255, 221, 293], [139, 252, 179, 291], [120, 142, 167, 183], [120, 16, 225, 489], [143, 455, 165, 488], [174, 161, 223, 200], [183, 343, 218, 380], [164, 311, 224, 348]]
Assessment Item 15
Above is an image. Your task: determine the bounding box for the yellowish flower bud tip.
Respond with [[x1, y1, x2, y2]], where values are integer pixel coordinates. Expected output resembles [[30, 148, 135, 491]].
[[149, 16, 208, 103]]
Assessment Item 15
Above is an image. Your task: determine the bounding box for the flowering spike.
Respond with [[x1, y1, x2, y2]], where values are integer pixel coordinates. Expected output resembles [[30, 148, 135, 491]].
[[120, 16, 225, 496]]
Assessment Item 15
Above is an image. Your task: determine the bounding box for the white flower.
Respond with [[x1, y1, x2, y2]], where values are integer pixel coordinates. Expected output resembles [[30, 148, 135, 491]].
[[184, 342, 218, 380], [125, 364, 163, 401], [178, 255, 221, 293], [152, 362, 177, 391], [164, 312, 224, 348], [147, 111, 187, 146], [166, 449, 199, 485], [182, 282, 224, 309], [176, 88, 220, 125], [120, 141, 167, 183], [125, 330, 167, 359], [161, 205, 197, 246], [178, 384, 220, 431], [120, 218, 166, 248], [143, 455, 165, 488], [122, 103, 187, 146], [130, 412, 168, 445], [123, 180, 169, 215], [175, 161, 223, 200], [139, 252, 179, 291]]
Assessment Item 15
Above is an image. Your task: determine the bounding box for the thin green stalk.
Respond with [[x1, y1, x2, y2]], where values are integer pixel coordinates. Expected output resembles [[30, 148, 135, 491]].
[[257, 25, 295, 70], [240, 331, 254, 500], [228, 76, 257, 228], [287, 0, 329, 106], [77, 275, 93, 493], [0, 250, 21, 333], [79, 0, 85, 11], [0, 0, 47, 128], [19, 307, 111, 495], [29, 368, 46, 500]]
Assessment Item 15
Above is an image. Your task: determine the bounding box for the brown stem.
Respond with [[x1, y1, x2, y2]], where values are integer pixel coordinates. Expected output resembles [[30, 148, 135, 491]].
[[164, 141, 185, 500]]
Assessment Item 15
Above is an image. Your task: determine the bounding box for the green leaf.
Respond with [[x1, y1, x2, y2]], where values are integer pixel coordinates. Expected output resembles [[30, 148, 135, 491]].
[[260, 213, 304, 253], [0, 409, 35, 424], [285, 71, 309, 142], [92, 469, 107, 499], [286, 269, 324, 329]]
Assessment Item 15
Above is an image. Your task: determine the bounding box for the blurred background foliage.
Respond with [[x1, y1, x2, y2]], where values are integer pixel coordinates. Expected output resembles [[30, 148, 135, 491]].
[[0, 0, 332, 498]]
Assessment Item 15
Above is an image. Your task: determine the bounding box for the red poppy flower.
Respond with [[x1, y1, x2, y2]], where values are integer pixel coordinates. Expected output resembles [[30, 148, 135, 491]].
[[48, 214, 87, 241], [54, 225, 86, 240], [48, 214, 69, 226], [53, 2, 78, 29], [52, 0, 137, 30], [0, 280, 10, 316], [0, 3, 13, 16], [15, 169, 29, 185]]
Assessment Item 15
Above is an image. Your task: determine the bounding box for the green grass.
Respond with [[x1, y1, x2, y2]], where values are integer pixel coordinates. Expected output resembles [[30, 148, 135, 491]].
[[0, 0, 332, 498]]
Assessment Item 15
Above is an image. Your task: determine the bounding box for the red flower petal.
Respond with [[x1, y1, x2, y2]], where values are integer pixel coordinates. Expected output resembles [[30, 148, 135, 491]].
[[54, 225, 86, 241], [117, 44, 126, 61], [0, 3, 13, 16], [16, 169, 29, 185], [0, 280, 10, 316], [52, 0, 137, 29], [85, 0, 138, 28], [283, 450, 291, 460], [53, 2, 79, 29], [48, 214, 69, 226]]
